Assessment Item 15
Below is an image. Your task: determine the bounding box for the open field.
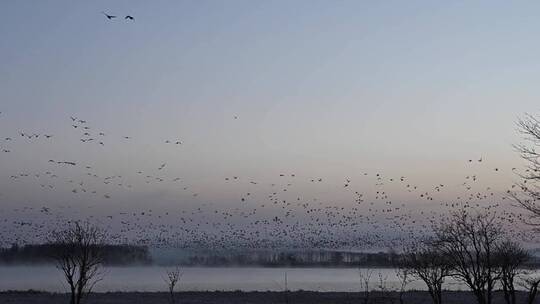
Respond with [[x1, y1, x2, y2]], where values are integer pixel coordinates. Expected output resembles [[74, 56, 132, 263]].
[[0, 290, 538, 304]]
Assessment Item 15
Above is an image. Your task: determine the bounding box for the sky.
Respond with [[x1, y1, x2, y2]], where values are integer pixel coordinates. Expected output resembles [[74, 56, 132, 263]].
[[0, 1, 539, 247]]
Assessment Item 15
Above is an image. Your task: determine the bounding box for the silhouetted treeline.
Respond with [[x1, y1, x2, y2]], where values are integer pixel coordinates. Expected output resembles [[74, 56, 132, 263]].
[[161, 249, 540, 267], [3, 244, 540, 268], [0, 243, 152, 265], [176, 250, 401, 267], [0, 245, 402, 267]]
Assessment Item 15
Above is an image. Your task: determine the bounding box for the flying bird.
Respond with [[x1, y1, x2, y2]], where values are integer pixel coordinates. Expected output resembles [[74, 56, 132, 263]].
[[102, 12, 117, 20]]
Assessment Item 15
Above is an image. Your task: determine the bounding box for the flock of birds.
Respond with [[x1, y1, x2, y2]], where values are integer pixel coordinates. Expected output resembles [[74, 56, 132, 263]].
[[0, 14, 535, 251], [0, 108, 534, 252]]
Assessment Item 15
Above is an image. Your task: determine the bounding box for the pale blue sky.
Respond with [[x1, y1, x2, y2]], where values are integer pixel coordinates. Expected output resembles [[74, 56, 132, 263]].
[[0, 1, 538, 215]]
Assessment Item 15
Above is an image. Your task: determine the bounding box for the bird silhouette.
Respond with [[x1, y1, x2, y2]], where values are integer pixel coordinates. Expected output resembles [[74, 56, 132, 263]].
[[102, 12, 117, 20]]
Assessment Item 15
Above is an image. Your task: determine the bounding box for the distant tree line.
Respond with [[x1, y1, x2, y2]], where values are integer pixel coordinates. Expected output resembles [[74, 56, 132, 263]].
[[169, 249, 540, 268], [182, 250, 421, 267], [0, 243, 152, 265], [4, 242, 540, 268]]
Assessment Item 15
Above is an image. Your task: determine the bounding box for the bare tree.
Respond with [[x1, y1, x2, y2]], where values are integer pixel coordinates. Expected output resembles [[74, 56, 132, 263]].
[[401, 241, 451, 304], [395, 267, 412, 304], [512, 113, 540, 224], [49, 221, 106, 304], [433, 209, 504, 304], [518, 269, 540, 304], [164, 266, 182, 304], [358, 268, 373, 304], [377, 271, 389, 293], [494, 240, 529, 304], [376, 271, 395, 304]]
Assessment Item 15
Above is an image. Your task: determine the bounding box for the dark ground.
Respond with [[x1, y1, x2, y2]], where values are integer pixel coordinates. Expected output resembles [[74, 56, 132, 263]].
[[0, 290, 538, 304]]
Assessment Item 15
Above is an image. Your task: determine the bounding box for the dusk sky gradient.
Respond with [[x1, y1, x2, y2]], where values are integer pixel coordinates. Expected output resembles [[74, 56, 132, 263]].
[[1, 1, 539, 227]]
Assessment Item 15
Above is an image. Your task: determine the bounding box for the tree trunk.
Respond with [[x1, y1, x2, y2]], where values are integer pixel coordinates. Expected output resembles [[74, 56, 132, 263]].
[[502, 283, 510, 304], [69, 285, 76, 304], [427, 285, 442, 304], [473, 290, 486, 304], [510, 285, 516, 304], [528, 284, 538, 304]]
